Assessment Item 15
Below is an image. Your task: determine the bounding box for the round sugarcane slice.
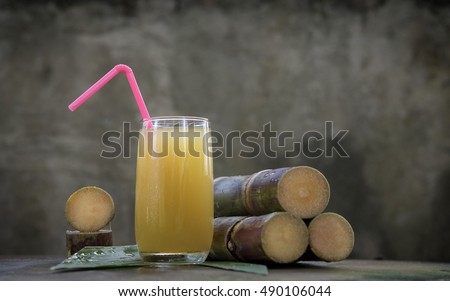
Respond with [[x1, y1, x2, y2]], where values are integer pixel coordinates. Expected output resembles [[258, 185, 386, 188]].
[[65, 186, 115, 232], [308, 212, 354, 261], [277, 166, 330, 219], [261, 213, 309, 263]]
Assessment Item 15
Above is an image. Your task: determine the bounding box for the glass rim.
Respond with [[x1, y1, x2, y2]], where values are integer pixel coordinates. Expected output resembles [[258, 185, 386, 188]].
[[143, 116, 209, 123]]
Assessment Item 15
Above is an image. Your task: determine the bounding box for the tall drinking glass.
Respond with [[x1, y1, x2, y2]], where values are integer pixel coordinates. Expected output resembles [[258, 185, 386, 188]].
[[135, 117, 214, 264]]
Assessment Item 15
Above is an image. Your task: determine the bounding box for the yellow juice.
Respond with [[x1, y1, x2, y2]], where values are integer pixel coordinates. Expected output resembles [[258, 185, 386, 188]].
[[135, 126, 213, 255]]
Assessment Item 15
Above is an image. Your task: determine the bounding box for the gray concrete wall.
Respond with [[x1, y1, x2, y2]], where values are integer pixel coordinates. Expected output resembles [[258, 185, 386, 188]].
[[0, 0, 449, 261]]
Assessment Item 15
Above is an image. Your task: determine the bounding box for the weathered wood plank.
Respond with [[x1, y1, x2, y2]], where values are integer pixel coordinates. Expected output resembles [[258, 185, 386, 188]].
[[0, 257, 448, 281]]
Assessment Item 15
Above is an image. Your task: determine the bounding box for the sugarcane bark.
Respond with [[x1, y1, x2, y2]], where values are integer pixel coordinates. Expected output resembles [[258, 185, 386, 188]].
[[244, 168, 288, 215], [208, 216, 245, 261], [307, 212, 354, 261], [209, 212, 309, 264], [214, 166, 330, 219], [214, 176, 249, 217], [66, 230, 113, 257]]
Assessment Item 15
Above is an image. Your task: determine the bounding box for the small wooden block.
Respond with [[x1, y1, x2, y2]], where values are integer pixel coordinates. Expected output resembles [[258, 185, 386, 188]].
[[66, 229, 113, 257]]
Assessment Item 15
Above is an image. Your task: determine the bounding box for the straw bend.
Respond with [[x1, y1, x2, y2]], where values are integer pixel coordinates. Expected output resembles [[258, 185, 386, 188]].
[[68, 64, 152, 127], [114, 64, 133, 74]]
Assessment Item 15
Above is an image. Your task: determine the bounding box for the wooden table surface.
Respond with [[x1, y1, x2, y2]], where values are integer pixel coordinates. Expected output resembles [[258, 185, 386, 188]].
[[1, 257, 449, 281]]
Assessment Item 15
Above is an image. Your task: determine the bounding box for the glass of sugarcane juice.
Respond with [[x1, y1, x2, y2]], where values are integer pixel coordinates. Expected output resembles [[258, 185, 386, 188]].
[[135, 117, 214, 264]]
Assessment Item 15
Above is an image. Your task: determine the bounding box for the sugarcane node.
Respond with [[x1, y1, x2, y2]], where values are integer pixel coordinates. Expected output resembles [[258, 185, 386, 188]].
[[244, 169, 286, 215], [209, 216, 246, 261], [226, 240, 236, 254]]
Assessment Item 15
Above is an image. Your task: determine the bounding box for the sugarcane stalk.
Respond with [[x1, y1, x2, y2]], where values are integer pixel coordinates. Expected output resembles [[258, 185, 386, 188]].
[[214, 176, 250, 217], [209, 212, 309, 264], [214, 166, 330, 219], [208, 216, 245, 261]]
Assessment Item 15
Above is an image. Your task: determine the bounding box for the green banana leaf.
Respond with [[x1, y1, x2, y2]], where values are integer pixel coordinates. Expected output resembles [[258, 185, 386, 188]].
[[200, 261, 268, 275], [51, 245, 268, 276]]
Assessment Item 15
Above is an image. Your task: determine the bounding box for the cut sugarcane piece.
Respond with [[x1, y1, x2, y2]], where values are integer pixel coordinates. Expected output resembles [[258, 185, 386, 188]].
[[232, 213, 309, 263], [210, 212, 309, 264], [65, 186, 115, 232], [276, 166, 330, 218], [66, 229, 113, 256], [308, 212, 354, 261], [214, 166, 330, 219]]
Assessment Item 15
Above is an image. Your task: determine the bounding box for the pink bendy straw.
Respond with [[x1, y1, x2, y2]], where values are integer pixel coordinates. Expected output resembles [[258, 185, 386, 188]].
[[68, 64, 152, 128]]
